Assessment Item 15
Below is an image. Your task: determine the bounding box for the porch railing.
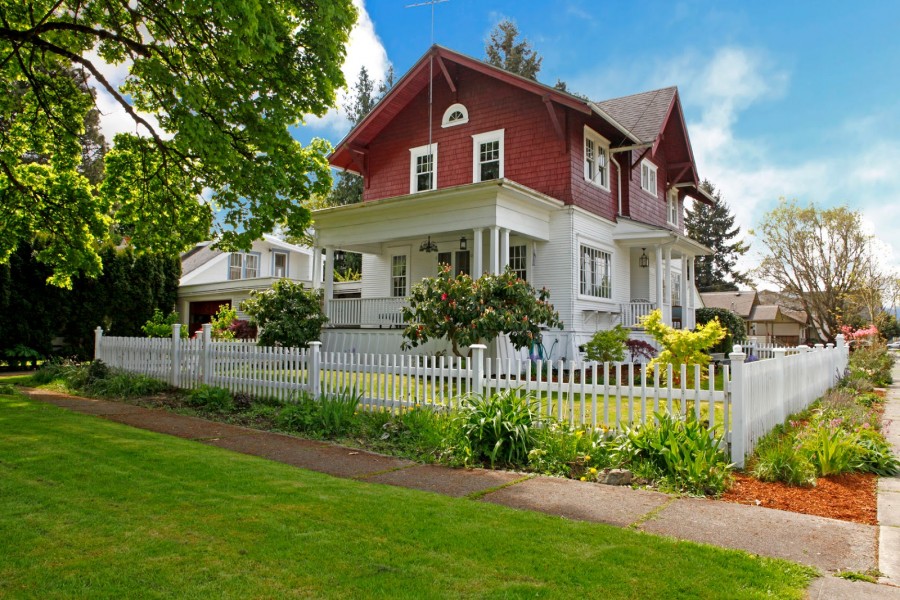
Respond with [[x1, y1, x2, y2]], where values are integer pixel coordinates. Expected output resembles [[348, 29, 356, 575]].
[[620, 301, 656, 328], [327, 297, 407, 328]]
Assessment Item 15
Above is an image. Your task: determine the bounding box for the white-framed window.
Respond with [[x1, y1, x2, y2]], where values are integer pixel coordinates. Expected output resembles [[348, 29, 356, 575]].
[[273, 251, 288, 278], [409, 144, 437, 194], [583, 127, 610, 190], [472, 129, 504, 182], [579, 245, 612, 299], [228, 252, 260, 280], [441, 103, 469, 128], [509, 244, 527, 281], [640, 160, 657, 197], [671, 272, 682, 305], [667, 188, 679, 226], [391, 255, 407, 297]]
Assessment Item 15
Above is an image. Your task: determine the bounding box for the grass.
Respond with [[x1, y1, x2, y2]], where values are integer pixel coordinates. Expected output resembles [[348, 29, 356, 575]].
[[0, 393, 815, 599]]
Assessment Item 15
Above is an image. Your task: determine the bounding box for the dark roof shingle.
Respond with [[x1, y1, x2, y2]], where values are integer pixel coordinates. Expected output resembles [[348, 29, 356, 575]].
[[596, 86, 677, 144]]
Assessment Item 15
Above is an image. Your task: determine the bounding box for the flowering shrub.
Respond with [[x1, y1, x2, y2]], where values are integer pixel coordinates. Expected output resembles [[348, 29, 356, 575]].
[[241, 280, 327, 348], [401, 266, 563, 358], [840, 324, 880, 345], [639, 310, 726, 383]]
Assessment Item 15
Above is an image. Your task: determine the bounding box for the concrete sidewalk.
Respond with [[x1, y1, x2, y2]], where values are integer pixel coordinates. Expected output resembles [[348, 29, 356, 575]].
[[22, 387, 900, 598], [879, 360, 900, 586]]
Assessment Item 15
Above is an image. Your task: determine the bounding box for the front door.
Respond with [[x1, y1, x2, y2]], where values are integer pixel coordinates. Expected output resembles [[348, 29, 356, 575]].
[[437, 251, 470, 276]]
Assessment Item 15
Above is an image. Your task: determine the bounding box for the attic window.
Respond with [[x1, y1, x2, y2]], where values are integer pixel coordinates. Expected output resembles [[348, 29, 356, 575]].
[[441, 103, 468, 128], [641, 160, 658, 197]]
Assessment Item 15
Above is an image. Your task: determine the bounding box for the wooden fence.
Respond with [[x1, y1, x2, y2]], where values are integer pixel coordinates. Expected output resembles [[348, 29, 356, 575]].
[[94, 325, 848, 467]]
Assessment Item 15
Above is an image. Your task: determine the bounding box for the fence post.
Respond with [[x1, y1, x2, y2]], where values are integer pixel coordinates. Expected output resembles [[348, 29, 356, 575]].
[[201, 324, 212, 385], [308, 341, 322, 397], [171, 324, 182, 387], [772, 348, 787, 424], [470, 344, 487, 396], [94, 326, 104, 361], [729, 344, 747, 468]]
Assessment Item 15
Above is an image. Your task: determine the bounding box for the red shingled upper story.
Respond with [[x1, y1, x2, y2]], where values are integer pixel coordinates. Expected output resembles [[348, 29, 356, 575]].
[[329, 46, 708, 231]]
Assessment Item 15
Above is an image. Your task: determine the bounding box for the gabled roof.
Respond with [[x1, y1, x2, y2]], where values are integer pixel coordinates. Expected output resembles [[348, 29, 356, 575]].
[[329, 45, 640, 172], [597, 87, 677, 144], [181, 243, 222, 276], [750, 305, 808, 325], [700, 291, 759, 319]]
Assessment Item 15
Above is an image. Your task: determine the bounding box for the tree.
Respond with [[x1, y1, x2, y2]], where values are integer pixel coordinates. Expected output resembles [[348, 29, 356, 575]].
[[0, 1, 356, 286], [582, 325, 629, 363], [241, 280, 328, 348], [695, 307, 746, 354], [484, 20, 542, 80], [684, 180, 750, 292], [754, 200, 877, 343], [401, 266, 563, 358]]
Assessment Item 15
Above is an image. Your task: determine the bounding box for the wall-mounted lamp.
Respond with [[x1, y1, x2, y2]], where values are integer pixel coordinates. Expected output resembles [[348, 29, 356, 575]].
[[419, 236, 438, 253], [639, 248, 650, 268], [334, 249, 345, 263], [459, 236, 467, 251]]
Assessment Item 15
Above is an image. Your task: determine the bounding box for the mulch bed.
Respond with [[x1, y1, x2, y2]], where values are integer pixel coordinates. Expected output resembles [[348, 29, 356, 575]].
[[721, 472, 878, 525]]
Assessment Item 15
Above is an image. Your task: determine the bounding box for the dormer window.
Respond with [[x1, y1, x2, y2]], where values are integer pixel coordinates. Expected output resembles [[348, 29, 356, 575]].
[[441, 103, 469, 128], [641, 160, 658, 197], [583, 126, 610, 190]]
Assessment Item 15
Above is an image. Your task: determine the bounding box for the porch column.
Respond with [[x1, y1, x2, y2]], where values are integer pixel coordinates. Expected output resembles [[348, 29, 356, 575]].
[[655, 246, 664, 314], [311, 245, 321, 290], [500, 228, 510, 271], [323, 247, 334, 319], [664, 247, 672, 325], [680, 255, 689, 329], [489, 226, 500, 275], [473, 228, 484, 276]]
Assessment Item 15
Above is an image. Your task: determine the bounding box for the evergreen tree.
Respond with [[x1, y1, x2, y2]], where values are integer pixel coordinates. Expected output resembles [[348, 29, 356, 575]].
[[484, 20, 542, 80], [684, 180, 750, 292]]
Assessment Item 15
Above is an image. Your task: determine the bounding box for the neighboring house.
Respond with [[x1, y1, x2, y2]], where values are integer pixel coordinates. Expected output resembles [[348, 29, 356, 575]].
[[701, 290, 809, 346], [312, 45, 713, 361], [177, 235, 321, 335]]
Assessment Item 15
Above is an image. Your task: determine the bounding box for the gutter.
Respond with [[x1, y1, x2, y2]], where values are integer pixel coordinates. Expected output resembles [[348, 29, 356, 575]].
[[611, 154, 623, 216]]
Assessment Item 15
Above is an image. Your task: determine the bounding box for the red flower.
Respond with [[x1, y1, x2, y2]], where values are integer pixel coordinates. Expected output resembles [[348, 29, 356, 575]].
[[441, 293, 448, 301]]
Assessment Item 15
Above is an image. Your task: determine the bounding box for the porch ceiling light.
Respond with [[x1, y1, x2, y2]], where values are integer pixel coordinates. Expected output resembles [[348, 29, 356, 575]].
[[459, 236, 467, 251], [419, 236, 439, 253], [334, 249, 345, 263], [639, 248, 650, 268]]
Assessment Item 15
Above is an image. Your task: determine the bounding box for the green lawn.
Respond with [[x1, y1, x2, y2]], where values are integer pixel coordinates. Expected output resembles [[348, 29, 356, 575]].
[[0, 393, 813, 599]]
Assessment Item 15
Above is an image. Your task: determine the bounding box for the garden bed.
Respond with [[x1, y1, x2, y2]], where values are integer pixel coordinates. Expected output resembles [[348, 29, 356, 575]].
[[722, 472, 877, 525]]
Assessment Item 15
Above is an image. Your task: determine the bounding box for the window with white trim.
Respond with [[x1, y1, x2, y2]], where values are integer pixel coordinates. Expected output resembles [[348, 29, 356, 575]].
[[509, 244, 527, 281], [583, 127, 610, 189], [391, 255, 407, 297], [579, 245, 612, 299], [409, 144, 437, 193], [472, 129, 504, 182], [671, 272, 682, 305], [441, 103, 469, 128], [667, 188, 679, 226], [228, 252, 260, 280], [273, 251, 288, 278], [640, 160, 657, 196]]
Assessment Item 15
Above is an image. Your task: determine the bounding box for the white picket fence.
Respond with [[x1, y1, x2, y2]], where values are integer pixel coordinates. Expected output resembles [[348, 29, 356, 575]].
[[94, 325, 848, 467]]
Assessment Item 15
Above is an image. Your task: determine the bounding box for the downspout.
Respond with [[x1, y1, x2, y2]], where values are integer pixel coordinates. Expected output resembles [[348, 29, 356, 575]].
[[611, 154, 622, 216]]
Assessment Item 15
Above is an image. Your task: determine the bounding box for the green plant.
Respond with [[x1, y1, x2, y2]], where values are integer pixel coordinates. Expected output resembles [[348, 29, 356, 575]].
[[751, 439, 816, 487], [640, 310, 725, 384], [619, 413, 732, 496], [855, 392, 881, 408], [210, 305, 238, 341], [803, 425, 857, 477], [696, 307, 746, 354], [316, 388, 361, 437], [142, 309, 188, 338], [186, 385, 234, 412], [854, 428, 900, 476], [241, 280, 327, 348], [528, 422, 614, 477], [583, 325, 629, 363], [2, 344, 43, 368], [276, 394, 319, 432], [401, 265, 563, 358], [0, 383, 20, 395], [454, 389, 537, 467], [846, 340, 894, 387]]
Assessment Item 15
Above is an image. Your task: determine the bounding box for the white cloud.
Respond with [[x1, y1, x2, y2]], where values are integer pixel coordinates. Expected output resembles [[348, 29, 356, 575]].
[[305, 0, 390, 136], [84, 49, 164, 141]]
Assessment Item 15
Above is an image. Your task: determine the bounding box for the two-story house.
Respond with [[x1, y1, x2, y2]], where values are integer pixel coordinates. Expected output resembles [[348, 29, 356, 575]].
[[312, 46, 713, 361]]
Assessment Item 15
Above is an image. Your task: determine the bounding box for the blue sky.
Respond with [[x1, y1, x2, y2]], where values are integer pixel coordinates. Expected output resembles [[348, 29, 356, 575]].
[[301, 0, 900, 277]]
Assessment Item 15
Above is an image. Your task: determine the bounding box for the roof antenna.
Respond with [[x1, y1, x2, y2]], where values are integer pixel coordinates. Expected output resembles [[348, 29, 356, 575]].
[[406, 0, 448, 175]]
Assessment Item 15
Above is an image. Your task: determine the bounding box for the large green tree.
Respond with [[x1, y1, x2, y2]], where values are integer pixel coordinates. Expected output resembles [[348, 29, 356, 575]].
[[484, 19, 542, 80], [755, 200, 878, 343], [0, 0, 355, 286], [684, 180, 750, 292]]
